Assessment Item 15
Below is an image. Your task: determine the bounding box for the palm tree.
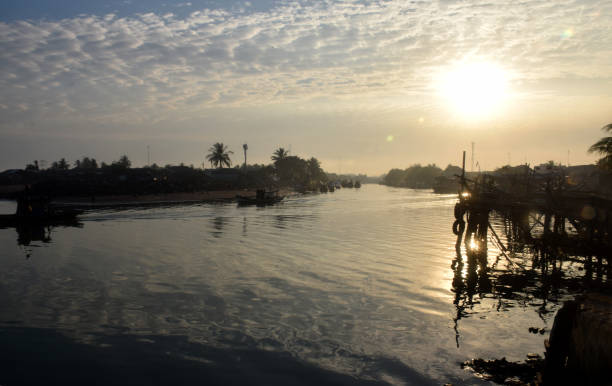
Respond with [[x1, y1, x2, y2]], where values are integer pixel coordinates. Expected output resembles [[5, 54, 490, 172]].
[[271, 147, 289, 163], [589, 123, 612, 170], [206, 142, 233, 168], [242, 143, 248, 170], [306, 157, 324, 181]]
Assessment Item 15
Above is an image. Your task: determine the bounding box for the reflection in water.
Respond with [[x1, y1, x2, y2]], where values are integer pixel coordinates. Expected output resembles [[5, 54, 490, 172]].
[[4, 221, 82, 258], [16, 223, 52, 246], [450, 203, 608, 348], [212, 216, 225, 238], [274, 215, 287, 230], [451, 220, 491, 348]]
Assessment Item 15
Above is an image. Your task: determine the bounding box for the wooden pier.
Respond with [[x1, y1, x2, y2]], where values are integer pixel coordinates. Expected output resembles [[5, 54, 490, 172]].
[[450, 151, 611, 384], [452, 151, 611, 273]]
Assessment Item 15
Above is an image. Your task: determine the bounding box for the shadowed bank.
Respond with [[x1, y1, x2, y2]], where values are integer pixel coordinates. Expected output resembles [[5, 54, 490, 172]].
[[0, 327, 435, 386]]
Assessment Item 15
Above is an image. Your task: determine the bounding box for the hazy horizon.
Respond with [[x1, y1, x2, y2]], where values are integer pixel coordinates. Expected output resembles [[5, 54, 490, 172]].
[[1, 0, 610, 175]]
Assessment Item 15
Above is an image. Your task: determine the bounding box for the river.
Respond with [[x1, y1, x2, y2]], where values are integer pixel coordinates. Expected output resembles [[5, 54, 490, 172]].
[[0, 185, 574, 385]]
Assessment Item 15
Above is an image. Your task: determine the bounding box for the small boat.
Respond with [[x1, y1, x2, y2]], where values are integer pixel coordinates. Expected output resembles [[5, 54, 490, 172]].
[[236, 189, 284, 206], [1, 190, 83, 228]]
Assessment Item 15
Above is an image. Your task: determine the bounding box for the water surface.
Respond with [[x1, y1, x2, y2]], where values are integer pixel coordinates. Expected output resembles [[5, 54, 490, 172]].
[[0, 186, 573, 385]]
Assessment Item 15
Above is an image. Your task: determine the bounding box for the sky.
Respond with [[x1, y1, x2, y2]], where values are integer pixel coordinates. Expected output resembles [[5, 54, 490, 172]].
[[0, 0, 611, 175]]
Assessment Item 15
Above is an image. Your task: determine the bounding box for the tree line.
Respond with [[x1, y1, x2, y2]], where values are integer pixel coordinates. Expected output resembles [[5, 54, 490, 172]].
[[26, 155, 131, 171], [205, 144, 327, 189], [19, 143, 332, 191], [380, 121, 612, 189], [381, 164, 460, 189]]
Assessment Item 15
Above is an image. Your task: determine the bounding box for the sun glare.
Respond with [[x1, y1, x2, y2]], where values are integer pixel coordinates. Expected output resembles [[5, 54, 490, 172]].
[[436, 62, 509, 119]]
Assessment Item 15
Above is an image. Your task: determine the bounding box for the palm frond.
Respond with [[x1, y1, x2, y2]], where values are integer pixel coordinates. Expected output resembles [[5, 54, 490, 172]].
[[588, 137, 612, 154], [596, 155, 612, 170], [205, 142, 232, 168]]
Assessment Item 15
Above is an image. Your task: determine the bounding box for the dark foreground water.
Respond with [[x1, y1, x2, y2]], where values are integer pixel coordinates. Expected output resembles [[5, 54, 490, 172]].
[[0, 185, 578, 385]]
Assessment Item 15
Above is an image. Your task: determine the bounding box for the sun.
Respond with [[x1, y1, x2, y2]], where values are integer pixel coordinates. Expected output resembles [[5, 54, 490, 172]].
[[436, 61, 509, 119]]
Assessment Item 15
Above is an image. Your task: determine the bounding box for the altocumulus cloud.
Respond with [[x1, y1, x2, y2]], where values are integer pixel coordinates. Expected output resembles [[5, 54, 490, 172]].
[[0, 0, 611, 134]]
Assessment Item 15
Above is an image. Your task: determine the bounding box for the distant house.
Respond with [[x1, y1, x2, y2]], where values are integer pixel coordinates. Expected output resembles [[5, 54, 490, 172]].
[[493, 164, 531, 176], [533, 163, 565, 175], [565, 164, 608, 194], [566, 164, 597, 175]]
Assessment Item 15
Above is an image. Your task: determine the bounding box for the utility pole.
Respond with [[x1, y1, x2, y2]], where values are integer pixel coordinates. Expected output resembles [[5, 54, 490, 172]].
[[461, 150, 466, 192], [471, 142, 475, 172], [567, 149, 570, 167], [147, 145, 150, 166]]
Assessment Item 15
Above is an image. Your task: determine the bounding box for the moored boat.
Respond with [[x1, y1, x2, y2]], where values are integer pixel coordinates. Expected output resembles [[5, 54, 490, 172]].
[[341, 180, 354, 188], [236, 189, 284, 206], [1, 189, 84, 228]]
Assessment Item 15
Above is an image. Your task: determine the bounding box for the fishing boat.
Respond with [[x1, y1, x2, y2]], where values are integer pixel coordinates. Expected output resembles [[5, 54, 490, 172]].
[[341, 180, 354, 188], [236, 189, 284, 206], [1, 190, 83, 228]]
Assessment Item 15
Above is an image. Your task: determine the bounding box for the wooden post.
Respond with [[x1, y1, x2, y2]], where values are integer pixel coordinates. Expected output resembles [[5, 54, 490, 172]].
[[461, 151, 466, 192], [544, 212, 552, 234]]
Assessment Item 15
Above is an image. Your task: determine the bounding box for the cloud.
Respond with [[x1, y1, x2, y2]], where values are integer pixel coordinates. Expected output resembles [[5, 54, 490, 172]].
[[0, 0, 610, 134]]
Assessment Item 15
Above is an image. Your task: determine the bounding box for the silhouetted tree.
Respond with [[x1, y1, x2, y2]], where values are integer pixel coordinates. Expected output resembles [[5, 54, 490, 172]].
[[271, 147, 289, 163], [275, 155, 309, 186], [589, 123, 612, 170], [111, 155, 131, 169], [306, 157, 326, 182], [73, 157, 98, 169], [206, 143, 233, 168], [242, 143, 248, 170], [382, 164, 442, 188], [25, 160, 39, 171], [443, 164, 463, 177], [51, 158, 70, 170], [382, 168, 405, 187]]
